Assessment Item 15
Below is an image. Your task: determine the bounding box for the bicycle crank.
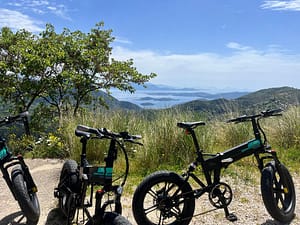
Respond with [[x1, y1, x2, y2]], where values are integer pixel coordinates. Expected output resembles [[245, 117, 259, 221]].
[[209, 182, 233, 209]]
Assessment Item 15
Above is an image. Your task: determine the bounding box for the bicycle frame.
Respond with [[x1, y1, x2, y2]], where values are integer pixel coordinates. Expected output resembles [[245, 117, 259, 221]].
[[178, 111, 283, 220], [76, 132, 127, 221], [132, 109, 295, 225], [55, 125, 141, 224]]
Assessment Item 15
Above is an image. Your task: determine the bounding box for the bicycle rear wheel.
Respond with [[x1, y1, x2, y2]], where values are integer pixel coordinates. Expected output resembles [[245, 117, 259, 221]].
[[11, 165, 40, 225], [261, 161, 296, 223], [132, 170, 195, 225]]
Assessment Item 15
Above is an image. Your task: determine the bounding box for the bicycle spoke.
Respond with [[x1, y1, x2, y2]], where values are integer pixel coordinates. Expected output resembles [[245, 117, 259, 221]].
[[170, 206, 182, 218], [158, 210, 163, 225], [144, 203, 159, 215], [148, 187, 159, 199], [271, 172, 290, 210], [166, 182, 176, 192]]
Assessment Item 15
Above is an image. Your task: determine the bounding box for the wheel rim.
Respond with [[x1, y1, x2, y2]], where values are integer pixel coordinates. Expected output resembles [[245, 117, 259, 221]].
[[143, 181, 187, 225], [272, 171, 294, 213]]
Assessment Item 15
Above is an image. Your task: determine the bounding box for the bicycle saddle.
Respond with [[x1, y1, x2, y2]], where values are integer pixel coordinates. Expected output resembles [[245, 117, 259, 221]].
[[177, 121, 206, 129]]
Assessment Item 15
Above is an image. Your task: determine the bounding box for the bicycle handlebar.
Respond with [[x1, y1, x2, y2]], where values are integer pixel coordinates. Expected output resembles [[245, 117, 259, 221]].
[[0, 111, 29, 126], [75, 124, 143, 145], [227, 108, 282, 123], [0, 111, 30, 135]]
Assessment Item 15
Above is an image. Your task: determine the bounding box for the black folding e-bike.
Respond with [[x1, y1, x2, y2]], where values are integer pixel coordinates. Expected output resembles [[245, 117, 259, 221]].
[[132, 109, 296, 225], [54, 124, 142, 225], [0, 111, 40, 225]]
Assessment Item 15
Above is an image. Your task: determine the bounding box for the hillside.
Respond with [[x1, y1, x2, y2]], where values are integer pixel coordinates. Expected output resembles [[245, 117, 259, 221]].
[[173, 86, 300, 115], [95, 91, 141, 110]]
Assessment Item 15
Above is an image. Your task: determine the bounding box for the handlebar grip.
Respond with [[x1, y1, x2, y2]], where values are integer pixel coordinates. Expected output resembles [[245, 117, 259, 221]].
[[132, 134, 142, 139], [226, 118, 236, 123], [76, 125, 91, 131], [6, 111, 29, 122], [75, 129, 91, 138], [19, 111, 29, 118], [261, 108, 283, 117], [76, 125, 101, 136]]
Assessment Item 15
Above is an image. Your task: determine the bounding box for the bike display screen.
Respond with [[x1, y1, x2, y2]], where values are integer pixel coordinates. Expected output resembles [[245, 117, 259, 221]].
[[0, 146, 9, 161]]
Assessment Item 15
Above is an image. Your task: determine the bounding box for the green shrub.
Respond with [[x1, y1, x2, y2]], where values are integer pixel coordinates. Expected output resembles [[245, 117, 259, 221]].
[[266, 106, 300, 149], [30, 132, 69, 158], [19, 106, 300, 175]]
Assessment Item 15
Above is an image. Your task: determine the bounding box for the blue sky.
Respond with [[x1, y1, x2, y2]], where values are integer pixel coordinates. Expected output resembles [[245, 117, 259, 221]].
[[1, 0, 300, 91]]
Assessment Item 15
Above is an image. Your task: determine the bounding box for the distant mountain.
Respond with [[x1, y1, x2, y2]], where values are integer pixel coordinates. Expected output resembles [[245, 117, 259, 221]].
[[145, 91, 248, 100], [111, 83, 249, 108], [173, 87, 300, 115]]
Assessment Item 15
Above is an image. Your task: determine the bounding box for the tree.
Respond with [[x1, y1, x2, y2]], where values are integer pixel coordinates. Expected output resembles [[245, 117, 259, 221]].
[[0, 26, 57, 112], [0, 23, 156, 124]]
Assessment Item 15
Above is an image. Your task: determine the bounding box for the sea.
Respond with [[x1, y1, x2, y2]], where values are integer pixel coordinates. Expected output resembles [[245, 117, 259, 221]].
[[110, 89, 212, 109]]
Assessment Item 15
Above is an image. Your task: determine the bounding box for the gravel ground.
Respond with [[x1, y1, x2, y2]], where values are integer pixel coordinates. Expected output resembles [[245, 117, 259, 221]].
[[0, 159, 299, 225]]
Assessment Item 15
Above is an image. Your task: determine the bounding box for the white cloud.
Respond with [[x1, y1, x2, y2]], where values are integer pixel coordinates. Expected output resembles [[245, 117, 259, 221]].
[[47, 4, 71, 20], [112, 44, 300, 91], [29, 0, 49, 7], [261, 0, 300, 11], [226, 42, 252, 51], [114, 36, 132, 45], [0, 8, 43, 32], [7, 0, 71, 20]]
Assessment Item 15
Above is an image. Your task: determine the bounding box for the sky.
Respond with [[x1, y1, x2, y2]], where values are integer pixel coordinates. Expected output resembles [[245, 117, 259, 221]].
[[0, 0, 300, 92]]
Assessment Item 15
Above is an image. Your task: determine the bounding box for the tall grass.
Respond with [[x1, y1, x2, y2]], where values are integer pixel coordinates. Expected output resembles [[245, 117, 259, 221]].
[[49, 106, 300, 177]]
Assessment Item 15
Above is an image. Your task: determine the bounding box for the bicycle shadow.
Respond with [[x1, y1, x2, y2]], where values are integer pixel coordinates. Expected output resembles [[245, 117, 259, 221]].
[[0, 209, 66, 225], [0, 211, 26, 225], [44, 208, 67, 225], [261, 219, 293, 225]]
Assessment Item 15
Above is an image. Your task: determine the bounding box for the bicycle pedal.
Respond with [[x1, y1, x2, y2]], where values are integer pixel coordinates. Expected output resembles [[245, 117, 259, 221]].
[[226, 213, 237, 222]]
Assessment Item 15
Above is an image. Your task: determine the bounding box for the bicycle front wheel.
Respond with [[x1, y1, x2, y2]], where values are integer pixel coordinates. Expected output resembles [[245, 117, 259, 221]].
[[57, 159, 79, 221], [261, 161, 296, 223], [132, 170, 195, 225], [11, 165, 40, 225], [85, 212, 132, 225]]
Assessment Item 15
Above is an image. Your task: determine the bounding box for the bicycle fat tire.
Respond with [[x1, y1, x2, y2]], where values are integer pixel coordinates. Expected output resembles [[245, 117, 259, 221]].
[[58, 159, 79, 221], [261, 161, 296, 223], [59, 159, 79, 192], [132, 170, 195, 225], [11, 165, 40, 225], [85, 212, 132, 225]]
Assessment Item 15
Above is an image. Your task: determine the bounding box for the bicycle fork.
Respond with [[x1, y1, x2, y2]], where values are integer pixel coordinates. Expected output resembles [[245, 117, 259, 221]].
[[1, 155, 38, 199], [17, 155, 38, 193], [94, 185, 123, 217]]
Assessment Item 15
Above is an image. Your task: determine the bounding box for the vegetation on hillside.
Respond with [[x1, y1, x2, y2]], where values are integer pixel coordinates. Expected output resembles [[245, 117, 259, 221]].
[[6, 106, 298, 177], [175, 86, 300, 116]]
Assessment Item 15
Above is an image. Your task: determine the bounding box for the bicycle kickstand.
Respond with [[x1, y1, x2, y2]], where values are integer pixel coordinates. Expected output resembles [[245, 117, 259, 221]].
[[223, 205, 237, 222]]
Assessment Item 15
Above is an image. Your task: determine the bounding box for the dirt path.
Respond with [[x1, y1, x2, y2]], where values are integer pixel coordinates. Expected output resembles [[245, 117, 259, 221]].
[[0, 159, 299, 225]]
